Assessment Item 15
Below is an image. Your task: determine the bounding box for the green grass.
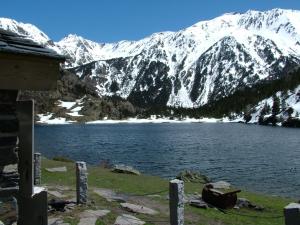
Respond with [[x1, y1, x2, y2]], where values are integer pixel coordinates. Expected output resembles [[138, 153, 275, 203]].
[[42, 158, 292, 225]]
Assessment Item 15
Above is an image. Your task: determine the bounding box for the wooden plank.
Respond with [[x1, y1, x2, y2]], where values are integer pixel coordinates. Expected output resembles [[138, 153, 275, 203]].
[[0, 132, 18, 138], [0, 104, 16, 114], [0, 136, 18, 146], [0, 119, 18, 133], [0, 146, 18, 166], [0, 187, 19, 197], [0, 52, 61, 90], [0, 114, 17, 120], [0, 90, 19, 103], [16, 100, 34, 197]]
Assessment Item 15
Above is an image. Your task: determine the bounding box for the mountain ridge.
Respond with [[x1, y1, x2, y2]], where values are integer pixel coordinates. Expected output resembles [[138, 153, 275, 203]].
[[1, 8, 300, 120]]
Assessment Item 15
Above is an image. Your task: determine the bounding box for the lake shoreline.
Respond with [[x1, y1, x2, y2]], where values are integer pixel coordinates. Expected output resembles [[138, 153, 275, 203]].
[[40, 157, 291, 225]]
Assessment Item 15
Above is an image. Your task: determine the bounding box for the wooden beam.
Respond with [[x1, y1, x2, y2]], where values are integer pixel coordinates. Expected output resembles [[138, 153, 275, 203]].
[[0, 52, 61, 90], [16, 100, 34, 197], [0, 187, 19, 197], [0, 146, 18, 166]]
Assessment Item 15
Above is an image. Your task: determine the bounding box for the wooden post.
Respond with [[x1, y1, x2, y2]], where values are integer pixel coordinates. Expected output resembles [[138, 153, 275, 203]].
[[284, 203, 300, 225], [34, 153, 41, 185], [16, 100, 48, 225], [76, 161, 88, 204], [169, 179, 184, 225], [17, 101, 34, 197]]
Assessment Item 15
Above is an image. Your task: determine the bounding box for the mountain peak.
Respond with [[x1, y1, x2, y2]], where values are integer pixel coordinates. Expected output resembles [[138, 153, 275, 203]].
[[0, 17, 50, 44]]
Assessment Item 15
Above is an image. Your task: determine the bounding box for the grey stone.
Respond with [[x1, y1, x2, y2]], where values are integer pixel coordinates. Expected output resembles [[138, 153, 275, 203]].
[[114, 214, 145, 225], [209, 181, 231, 189], [112, 164, 140, 175], [45, 167, 67, 172], [284, 203, 300, 225], [79, 209, 110, 218], [236, 198, 251, 208], [48, 190, 66, 198], [183, 193, 202, 203], [76, 161, 88, 204], [93, 188, 126, 202], [120, 203, 158, 215], [236, 198, 264, 211], [176, 170, 210, 183], [34, 153, 42, 185], [48, 218, 70, 225], [189, 199, 208, 209], [78, 217, 97, 225], [56, 185, 71, 191], [3, 164, 17, 173]]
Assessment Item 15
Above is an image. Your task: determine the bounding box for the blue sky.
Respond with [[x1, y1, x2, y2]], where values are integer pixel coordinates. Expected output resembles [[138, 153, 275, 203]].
[[1, 0, 300, 43]]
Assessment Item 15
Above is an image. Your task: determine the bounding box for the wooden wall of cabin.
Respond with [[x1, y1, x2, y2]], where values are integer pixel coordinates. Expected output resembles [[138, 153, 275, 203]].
[[0, 90, 19, 188]]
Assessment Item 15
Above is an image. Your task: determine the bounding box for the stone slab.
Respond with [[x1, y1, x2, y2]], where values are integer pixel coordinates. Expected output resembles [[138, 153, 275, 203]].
[[114, 214, 145, 225], [209, 181, 231, 189], [78, 217, 97, 225], [93, 188, 126, 202], [285, 203, 300, 209], [48, 190, 66, 198], [45, 167, 67, 172], [48, 217, 70, 225], [79, 209, 110, 218], [112, 164, 140, 175], [120, 203, 158, 215]]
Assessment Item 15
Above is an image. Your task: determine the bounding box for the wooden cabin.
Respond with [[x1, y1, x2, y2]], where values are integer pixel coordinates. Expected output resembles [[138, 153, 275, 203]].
[[0, 28, 64, 225]]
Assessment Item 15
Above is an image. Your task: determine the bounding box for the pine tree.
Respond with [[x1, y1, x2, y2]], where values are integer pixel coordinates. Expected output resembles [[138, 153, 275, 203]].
[[243, 105, 252, 123], [260, 102, 270, 116], [271, 95, 280, 126], [272, 95, 280, 116]]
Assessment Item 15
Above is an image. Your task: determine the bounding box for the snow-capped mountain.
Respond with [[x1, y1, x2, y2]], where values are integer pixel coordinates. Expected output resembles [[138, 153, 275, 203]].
[[2, 8, 300, 108], [0, 18, 51, 45]]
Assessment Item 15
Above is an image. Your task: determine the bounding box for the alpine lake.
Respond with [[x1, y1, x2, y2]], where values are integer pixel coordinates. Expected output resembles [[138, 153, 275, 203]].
[[35, 122, 300, 198]]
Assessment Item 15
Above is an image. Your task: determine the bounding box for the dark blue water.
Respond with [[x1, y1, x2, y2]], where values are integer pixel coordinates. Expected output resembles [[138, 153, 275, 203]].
[[35, 123, 300, 198]]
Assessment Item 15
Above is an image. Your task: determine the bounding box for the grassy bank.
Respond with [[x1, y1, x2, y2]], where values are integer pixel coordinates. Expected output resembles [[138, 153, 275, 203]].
[[42, 158, 291, 225]]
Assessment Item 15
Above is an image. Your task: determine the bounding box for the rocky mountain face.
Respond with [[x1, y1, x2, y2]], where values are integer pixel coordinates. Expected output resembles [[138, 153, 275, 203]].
[[1, 8, 300, 123]]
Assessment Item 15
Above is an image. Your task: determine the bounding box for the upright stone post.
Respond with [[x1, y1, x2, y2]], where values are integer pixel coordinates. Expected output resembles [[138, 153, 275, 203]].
[[169, 179, 184, 225], [76, 161, 88, 204], [34, 153, 41, 185], [284, 203, 300, 225]]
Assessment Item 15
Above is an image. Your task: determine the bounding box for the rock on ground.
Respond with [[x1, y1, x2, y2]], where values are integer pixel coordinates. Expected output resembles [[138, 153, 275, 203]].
[[79, 209, 110, 218], [48, 190, 66, 198], [48, 218, 70, 225], [114, 214, 145, 225], [189, 199, 208, 209], [236, 198, 264, 211], [3, 164, 17, 173], [45, 167, 67, 172], [112, 164, 140, 175], [78, 217, 97, 225], [120, 203, 158, 215], [93, 188, 127, 202], [209, 181, 231, 189], [176, 170, 210, 183]]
